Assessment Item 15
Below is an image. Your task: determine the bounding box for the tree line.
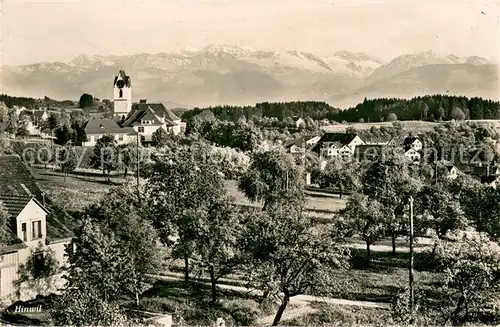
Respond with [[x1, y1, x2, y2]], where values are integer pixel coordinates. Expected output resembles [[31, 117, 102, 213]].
[[181, 95, 500, 124]]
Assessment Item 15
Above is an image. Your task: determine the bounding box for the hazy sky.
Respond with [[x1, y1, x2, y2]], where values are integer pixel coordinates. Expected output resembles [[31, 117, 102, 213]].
[[2, 0, 499, 66]]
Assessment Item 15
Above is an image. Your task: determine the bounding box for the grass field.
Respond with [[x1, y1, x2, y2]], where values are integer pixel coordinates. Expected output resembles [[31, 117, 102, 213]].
[[321, 120, 440, 133], [225, 180, 346, 213], [322, 119, 500, 134], [33, 168, 347, 214]]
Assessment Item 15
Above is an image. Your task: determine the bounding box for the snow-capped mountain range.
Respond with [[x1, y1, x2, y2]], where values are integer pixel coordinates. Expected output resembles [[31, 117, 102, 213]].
[[1, 45, 498, 108]]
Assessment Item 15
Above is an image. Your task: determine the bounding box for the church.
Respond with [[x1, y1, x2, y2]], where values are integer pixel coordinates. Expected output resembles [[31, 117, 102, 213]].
[[83, 70, 186, 147]]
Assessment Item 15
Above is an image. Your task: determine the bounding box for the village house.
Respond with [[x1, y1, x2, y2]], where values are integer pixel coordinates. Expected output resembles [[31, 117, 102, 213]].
[[121, 99, 186, 144], [32, 109, 49, 127], [291, 116, 306, 128], [283, 138, 306, 154], [305, 136, 321, 147], [312, 133, 365, 159], [0, 155, 74, 304], [403, 136, 423, 152], [434, 160, 460, 180], [82, 118, 137, 147]]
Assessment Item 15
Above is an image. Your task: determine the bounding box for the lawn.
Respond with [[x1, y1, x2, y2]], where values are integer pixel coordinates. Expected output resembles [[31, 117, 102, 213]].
[[225, 180, 346, 213], [32, 168, 119, 212], [33, 168, 346, 215], [321, 120, 440, 133]]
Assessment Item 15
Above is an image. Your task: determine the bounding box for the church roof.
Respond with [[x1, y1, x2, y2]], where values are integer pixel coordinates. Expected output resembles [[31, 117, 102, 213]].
[[84, 118, 137, 135], [113, 70, 131, 87]]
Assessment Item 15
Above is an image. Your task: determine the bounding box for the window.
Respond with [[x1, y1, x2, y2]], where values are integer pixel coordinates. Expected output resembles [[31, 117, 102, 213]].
[[21, 223, 27, 241], [138, 127, 144, 133], [118, 134, 124, 141], [33, 252, 45, 278], [32, 220, 42, 239], [119, 89, 123, 98]]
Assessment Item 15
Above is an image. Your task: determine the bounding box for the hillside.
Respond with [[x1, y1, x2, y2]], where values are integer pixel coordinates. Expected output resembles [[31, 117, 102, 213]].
[[2, 46, 497, 108]]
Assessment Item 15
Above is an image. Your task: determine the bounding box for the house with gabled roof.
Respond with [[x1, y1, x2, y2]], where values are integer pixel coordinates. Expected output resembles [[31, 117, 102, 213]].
[[312, 132, 365, 159], [82, 118, 137, 147], [0, 155, 74, 303], [121, 99, 186, 143], [283, 137, 306, 154]]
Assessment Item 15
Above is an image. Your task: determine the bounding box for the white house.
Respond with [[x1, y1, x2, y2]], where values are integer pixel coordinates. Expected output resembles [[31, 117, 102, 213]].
[[403, 137, 423, 151], [305, 136, 321, 147], [83, 119, 137, 147], [404, 148, 421, 162], [294, 117, 306, 128], [122, 100, 186, 143], [0, 155, 73, 304], [283, 138, 306, 154], [32, 109, 49, 127], [313, 133, 365, 159]]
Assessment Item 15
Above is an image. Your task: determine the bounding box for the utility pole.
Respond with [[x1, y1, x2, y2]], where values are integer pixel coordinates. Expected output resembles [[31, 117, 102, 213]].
[[409, 196, 415, 321]]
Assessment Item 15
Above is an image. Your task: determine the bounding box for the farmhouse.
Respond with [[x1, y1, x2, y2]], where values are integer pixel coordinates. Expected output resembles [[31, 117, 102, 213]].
[[403, 136, 423, 151], [0, 155, 74, 303], [82, 118, 137, 147], [283, 138, 306, 154], [312, 132, 365, 159]]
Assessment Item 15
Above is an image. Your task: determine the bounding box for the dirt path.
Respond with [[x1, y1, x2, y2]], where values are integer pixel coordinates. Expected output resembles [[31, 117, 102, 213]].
[[149, 273, 391, 310]]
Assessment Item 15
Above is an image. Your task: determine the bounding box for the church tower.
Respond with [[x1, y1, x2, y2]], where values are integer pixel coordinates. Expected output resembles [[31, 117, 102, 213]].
[[113, 70, 132, 120]]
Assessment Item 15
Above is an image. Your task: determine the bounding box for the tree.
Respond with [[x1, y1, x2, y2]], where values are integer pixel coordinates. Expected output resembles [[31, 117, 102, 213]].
[[58, 147, 78, 182], [243, 204, 349, 326], [5, 108, 18, 135], [238, 149, 305, 210], [146, 142, 227, 283], [79, 93, 94, 109], [341, 193, 386, 263], [191, 199, 243, 304], [317, 158, 362, 198], [387, 113, 398, 122], [362, 156, 422, 254], [416, 183, 467, 253], [451, 107, 466, 121], [16, 119, 30, 138], [89, 134, 119, 183], [151, 127, 170, 148], [435, 232, 500, 325]]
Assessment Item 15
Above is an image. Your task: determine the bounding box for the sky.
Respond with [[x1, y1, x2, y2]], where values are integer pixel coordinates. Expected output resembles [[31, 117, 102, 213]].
[[1, 0, 499, 66]]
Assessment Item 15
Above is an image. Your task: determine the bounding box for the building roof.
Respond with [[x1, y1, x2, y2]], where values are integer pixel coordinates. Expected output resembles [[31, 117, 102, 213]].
[[0, 156, 75, 247], [84, 118, 137, 135], [0, 155, 44, 202], [123, 102, 181, 127], [0, 195, 32, 219], [113, 70, 131, 87], [312, 133, 360, 153], [283, 137, 305, 148]]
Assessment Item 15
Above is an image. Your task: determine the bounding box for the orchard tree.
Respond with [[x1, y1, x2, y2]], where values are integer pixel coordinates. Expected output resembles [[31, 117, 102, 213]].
[[191, 199, 243, 304], [363, 155, 422, 254], [58, 147, 78, 182], [435, 232, 500, 325], [239, 149, 305, 210], [243, 203, 350, 326], [317, 158, 362, 198], [416, 183, 467, 253], [341, 193, 386, 263], [451, 107, 466, 121], [146, 141, 226, 282], [89, 134, 119, 183]]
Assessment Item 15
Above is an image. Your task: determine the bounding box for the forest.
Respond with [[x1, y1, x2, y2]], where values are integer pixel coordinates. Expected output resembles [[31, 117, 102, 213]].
[[182, 95, 500, 123]]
